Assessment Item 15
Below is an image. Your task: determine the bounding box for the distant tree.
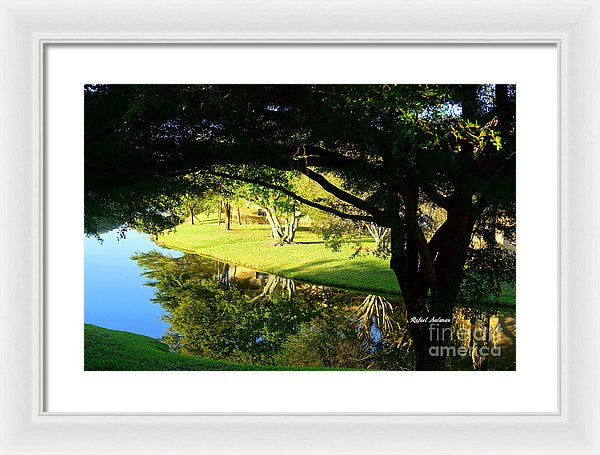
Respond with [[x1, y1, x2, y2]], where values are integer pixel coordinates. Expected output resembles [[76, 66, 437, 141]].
[[237, 169, 303, 244], [178, 193, 202, 225]]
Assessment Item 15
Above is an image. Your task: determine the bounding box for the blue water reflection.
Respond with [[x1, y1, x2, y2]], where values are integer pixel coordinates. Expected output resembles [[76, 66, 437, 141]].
[[84, 229, 182, 338]]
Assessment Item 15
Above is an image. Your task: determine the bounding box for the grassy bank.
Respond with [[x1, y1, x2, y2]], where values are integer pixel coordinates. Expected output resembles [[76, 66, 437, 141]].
[[157, 218, 516, 306], [157, 218, 401, 295], [85, 324, 311, 371]]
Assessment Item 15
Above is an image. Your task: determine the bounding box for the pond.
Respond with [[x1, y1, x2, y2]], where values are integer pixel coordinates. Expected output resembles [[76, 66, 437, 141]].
[[84, 229, 183, 338], [85, 228, 516, 370]]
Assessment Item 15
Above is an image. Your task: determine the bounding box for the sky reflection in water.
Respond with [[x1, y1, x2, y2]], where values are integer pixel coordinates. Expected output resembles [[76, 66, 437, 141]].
[[84, 229, 182, 338]]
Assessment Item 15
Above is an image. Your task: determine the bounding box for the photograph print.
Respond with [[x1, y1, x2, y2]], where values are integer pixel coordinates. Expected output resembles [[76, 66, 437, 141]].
[[84, 84, 516, 371]]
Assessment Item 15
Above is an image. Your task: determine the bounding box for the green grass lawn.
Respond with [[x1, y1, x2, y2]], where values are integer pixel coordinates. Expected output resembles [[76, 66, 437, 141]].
[[157, 218, 402, 296], [85, 324, 346, 371]]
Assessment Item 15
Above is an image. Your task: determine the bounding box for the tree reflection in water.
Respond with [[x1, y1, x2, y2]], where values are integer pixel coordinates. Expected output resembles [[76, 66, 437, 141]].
[[132, 251, 515, 370], [250, 275, 296, 303]]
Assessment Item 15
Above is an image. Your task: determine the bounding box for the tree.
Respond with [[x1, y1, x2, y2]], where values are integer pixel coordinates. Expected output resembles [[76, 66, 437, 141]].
[[85, 84, 516, 370], [237, 169, 303, 244], [223, 200, 232, 230], [210, 174, 241, 230], [362, 222, 391, 255], [179, 193, 202, 225]]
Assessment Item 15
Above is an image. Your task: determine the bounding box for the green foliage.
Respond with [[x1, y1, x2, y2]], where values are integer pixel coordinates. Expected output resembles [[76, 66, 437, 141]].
[[133, 251, 323, 365], [131, 249, 425, 370], [85, 83, 515, 227], [457, 202, 516, 307], [237, 167, 297, 213], [275, 294, 414, 370], [458, 245, 516, 307], [167, 281, 321, 365], [275, 318, 371, 369], [319, 222, 358, 253]]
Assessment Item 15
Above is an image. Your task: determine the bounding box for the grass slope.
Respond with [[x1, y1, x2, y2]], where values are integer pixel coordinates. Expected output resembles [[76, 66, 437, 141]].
[[85, 324, 356, 371], [158, 218, 401, 295], [85, 324, 271, 370]]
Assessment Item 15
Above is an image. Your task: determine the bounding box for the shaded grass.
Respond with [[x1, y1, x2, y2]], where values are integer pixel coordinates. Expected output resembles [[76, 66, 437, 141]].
[[85, 324, 344, 371]]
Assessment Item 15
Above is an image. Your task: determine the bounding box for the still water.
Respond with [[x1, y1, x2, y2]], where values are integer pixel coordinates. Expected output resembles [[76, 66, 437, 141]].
[[84, 229, 182, 338], [85, 228, 516, 370]]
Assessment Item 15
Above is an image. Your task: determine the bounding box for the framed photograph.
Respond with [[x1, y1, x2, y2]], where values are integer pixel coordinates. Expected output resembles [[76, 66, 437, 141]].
[[1, 0, 598, 453]]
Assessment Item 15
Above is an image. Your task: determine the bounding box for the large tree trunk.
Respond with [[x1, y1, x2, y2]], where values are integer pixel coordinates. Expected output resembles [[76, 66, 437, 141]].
[[390, 254, 457, 369], [237, 206, 242, 225], [389, 194, 474, 371], [188, 205, 195, 225], [408, 303, 455, 371], [217, 201, 222, 225]]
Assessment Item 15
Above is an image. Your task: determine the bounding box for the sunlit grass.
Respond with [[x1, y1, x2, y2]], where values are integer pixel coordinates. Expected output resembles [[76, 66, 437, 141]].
[[157, 217, 401, 296]]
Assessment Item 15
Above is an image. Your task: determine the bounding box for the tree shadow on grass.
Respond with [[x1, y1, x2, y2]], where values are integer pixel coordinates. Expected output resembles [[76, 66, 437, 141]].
[[276, 259, 335, 273]]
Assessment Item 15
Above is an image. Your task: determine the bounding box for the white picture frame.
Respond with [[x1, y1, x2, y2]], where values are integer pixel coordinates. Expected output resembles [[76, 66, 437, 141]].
[[1, 0, 598, 453]]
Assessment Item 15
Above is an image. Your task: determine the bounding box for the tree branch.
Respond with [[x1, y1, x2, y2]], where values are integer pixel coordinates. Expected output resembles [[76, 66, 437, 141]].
[[295, 165, 386, 220], [380, 148, 452, 210], [206, 170, 376, 223]]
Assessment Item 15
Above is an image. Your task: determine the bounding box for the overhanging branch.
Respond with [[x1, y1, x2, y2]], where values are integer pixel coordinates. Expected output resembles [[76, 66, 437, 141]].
[[206, 170, 376, 223], [295, 165, 386, 220]]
